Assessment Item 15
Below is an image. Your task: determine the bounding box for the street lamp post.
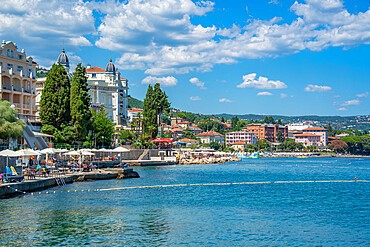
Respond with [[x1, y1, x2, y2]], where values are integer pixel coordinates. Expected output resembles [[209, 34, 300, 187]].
[[102, 136, 104, 148]]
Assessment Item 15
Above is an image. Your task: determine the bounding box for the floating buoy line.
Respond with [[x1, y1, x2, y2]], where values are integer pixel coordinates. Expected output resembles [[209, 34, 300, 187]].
[[27, 179, 370, 196]]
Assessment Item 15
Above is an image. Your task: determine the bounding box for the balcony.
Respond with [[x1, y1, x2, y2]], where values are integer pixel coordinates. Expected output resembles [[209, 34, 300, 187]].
[[23, 104, 30, 109], [13, 103, 21, 109], [13, 87, 22, 92], [2, 86, 11, 91]]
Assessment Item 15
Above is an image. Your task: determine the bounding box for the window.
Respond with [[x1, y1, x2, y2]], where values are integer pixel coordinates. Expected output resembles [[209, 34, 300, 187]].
[[27, 98, 30, 105], [17, 66, 22, 72], [19, 55, 22, 60], [102, 96, 105, 104], [7, 50, 9, 56], [11, 50, 13, 57], [92, 73, 96, 78], [7, 64, 12, 70]]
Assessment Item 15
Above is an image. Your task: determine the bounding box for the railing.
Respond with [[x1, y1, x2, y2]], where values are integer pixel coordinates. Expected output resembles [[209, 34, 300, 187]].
[[13, 103, 21, 108], [13, 87, 22, 92], [2, 86, 11, 90], [23, 104, 30, 109]]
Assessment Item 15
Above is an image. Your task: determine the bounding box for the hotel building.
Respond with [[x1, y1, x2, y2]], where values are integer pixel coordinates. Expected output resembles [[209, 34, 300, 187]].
[[86, 60, 128, 126], [243, 124, 288, 142], [225, 131, 256, 145], [36, 50, 129, 126], [0, 41, 37, 116], [302, 127, 328, 147]]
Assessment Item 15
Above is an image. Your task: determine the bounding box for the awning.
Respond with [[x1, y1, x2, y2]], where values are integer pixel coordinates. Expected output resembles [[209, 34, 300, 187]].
[[32, 131, 54, 138]]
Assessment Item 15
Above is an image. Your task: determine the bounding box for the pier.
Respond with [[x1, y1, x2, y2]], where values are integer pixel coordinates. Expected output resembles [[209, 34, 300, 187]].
[[0, 168, 139, 198]]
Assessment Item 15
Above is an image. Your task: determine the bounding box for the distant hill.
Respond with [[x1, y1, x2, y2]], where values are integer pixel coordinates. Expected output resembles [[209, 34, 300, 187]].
[[128, 96, 144, 109], [215, 113, 353, 122]]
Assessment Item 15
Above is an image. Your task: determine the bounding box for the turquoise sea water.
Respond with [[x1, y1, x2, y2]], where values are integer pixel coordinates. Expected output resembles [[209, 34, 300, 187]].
[[0, 158, 369, 246]]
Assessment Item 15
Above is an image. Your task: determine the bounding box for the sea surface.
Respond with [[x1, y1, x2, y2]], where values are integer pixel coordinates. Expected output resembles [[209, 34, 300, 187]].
[[0, 158, 369, 246]]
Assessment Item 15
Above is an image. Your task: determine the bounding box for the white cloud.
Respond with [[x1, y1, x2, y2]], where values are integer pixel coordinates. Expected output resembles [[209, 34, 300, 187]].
[[189, 77, 207, 89], [219, 98, 232, 103], [356, 92, 369, 98], [269, 0, 279, 4], [257, 91, 273, 96], [280, 93, 288, 98], [141, 76, 177, 87], [304, 84, 332, 92], [2, 0, 370, 74], [237, 73, 287, 89], [0, 0, 95, 67], [337, 107, 348, 111], [190, 96, 201, 101], [341, 99, 360, 106], [108, 0, 370, 75]]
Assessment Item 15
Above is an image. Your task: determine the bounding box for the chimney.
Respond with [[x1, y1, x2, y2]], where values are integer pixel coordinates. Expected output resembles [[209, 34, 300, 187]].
[[87, 64, 91, 69]]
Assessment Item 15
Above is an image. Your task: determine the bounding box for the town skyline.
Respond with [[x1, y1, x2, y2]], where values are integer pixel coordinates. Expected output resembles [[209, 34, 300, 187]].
[[2, 0, 369, 116]]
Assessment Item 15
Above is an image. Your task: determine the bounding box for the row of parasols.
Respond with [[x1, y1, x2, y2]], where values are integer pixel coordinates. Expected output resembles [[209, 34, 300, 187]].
[[0, 147, 130, 166]]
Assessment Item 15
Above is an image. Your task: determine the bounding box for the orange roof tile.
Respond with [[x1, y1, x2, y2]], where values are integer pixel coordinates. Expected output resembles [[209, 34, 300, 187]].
[[295, 133, 321, 137], [86, 66, 105, 72], [180, 138, 198, 142], [303, 127, 327, 131], [232, 141, 247, 145], [179, 120, 192, 124], [171, 128, 183, 132], [196, 131, 223, 137]]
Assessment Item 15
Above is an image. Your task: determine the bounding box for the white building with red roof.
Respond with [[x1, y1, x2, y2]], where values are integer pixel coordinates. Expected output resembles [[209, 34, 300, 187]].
[[179, 138, 199, 147], [196, 131, 224, 144], [302, 127, 328, 146], [86, 60, 128, 126], [294, 133, 322, 147]]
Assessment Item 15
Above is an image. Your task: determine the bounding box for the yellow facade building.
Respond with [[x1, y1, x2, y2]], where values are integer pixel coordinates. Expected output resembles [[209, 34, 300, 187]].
[[0, 40, 37, 116]]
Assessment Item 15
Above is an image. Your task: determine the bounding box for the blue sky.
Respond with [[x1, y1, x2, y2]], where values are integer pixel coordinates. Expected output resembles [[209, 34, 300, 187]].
[[1, 0, 369, 116]]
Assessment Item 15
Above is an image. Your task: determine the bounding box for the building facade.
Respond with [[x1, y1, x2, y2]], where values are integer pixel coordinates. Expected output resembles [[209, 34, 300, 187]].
[[35, 50, 129, 126], [294, 133, 321, 147], [243, 124, 288, 142], [86, 61, 128, 126], [196, 131, 224, 144], [302, 127, 328, 146], [0, 41, 37, 116], [225, 131, 256, 145]]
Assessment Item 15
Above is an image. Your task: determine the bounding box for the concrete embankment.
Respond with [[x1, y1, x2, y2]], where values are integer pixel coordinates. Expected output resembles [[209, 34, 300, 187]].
[[0, 168, 139, 199]]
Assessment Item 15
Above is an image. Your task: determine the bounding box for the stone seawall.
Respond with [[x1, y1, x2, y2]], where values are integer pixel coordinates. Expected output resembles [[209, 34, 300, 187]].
[[0, 169, 140, 199]]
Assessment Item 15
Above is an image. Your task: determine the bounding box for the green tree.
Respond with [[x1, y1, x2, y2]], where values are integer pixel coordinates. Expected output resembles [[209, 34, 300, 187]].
[[361, 136, 370, 154], [40, 64, 71, 129], [328, 140, 348, 153], [181, 127, 197, 139], [277, 119, 282, 125], [221, 117, 226, 123], [325, 123, 337, 137], [70, 63, 92, 141], [119, 129, 134, 144], [277, 130, 283, 142], [143, 85, 157, 138], [0, 100, 26, 140], [263, 116, 275, 124], [231, 116, 239, 130], [209, 141, 221, 151], [92, 108, 114, 147]]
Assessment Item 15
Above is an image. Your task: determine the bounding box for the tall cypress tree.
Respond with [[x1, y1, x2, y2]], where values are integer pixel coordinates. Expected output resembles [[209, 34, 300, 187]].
[[143, 85, 157, 138], [40, 64, 71, 130], [70, 63, 92, 141]]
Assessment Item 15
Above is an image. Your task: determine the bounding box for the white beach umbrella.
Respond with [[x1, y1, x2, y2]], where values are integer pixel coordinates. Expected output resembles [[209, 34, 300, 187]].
[[64, 150, 80, 156], [40, 148, 59, 154], [16, 149, 40, 156], [0, 149, 19, 167], [80, 151, 95, 156], [111, 146, 130, 152]]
